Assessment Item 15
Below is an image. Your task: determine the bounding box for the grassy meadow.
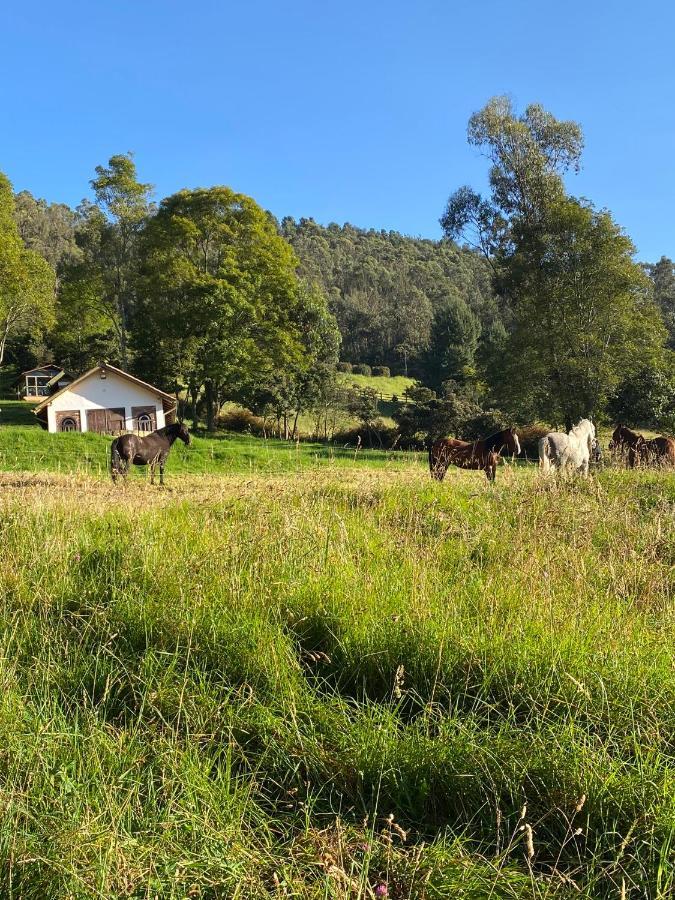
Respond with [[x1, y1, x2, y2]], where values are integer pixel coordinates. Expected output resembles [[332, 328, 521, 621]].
[[0, 425, 673, 898], [0, 402, 417, 478]]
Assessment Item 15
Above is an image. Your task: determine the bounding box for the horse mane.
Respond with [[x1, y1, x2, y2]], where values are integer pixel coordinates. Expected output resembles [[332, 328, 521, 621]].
[[617, 423, 643, 442], [483, 428, 511, 451], [155, 422, 182, 436]]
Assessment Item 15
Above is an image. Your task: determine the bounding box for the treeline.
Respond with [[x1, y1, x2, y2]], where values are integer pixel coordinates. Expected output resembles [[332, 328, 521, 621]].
[[2, 97, 675, 439]]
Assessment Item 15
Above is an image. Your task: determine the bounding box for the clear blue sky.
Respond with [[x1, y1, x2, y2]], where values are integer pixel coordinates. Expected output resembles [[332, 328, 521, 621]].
[[2, 0, 674, 261]]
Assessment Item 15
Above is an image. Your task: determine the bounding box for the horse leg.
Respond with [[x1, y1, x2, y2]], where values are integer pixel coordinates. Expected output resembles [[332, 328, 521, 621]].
[[159, 456, 166, 486]]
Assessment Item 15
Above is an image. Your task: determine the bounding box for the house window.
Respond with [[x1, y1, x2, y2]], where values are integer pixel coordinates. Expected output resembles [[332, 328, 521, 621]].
[[138, 414, 152, 432], [61, 417, 78, 432]]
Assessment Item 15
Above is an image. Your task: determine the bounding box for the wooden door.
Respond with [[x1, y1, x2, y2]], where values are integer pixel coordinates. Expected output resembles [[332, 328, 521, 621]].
[[86, 407, 126, 433]]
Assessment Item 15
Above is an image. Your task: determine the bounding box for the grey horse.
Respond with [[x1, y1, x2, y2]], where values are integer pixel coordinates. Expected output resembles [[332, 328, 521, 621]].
[[538, 419, 596, 477]]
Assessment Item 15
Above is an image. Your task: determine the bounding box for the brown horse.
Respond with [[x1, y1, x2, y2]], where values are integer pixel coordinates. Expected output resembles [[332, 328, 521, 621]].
[[610, 424, 675, 468], [111, 422, 191, 485], [429, 427, 521, 482]]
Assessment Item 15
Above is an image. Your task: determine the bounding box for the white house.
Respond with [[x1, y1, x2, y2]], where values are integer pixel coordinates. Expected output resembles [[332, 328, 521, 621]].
[[33, 363, 176, 434]]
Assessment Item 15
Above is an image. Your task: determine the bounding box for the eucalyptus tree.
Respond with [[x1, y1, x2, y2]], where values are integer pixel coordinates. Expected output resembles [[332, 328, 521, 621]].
[[64, 154, 153, 366], [442, 96, 666, 423]]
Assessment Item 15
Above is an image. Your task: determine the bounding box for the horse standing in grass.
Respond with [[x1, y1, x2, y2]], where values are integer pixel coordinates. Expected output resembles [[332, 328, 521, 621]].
[[538, 419, 596, 477], [609, 424, 675, 468], [111, 423, 191, 485], [429, 427, 521, 482]]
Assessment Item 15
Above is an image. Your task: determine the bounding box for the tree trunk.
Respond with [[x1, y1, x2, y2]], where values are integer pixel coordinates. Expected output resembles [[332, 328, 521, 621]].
[[205, 380, 216, 432], [190, 386, 199, 428]]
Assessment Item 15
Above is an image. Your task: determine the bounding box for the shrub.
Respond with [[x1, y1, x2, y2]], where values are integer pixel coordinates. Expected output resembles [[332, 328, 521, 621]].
[[353, 363, 372, 376], [517, 424, 550, 459], [334, 418, 400, 449], [372, 366, 391, 377], [336, 362, 353, 373], [218, 408, 266, 436]]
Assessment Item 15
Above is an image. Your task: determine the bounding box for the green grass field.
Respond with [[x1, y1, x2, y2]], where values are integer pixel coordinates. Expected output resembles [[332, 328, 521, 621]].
[[339, 373, 417, 399], [0, 427, 674, 897], [0, 402, 416, 477]]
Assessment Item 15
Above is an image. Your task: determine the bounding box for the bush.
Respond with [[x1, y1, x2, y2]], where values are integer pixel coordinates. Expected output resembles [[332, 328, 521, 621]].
[[336, 362, 353, 373], [372, 366, 391, 377], [353, 363, 372, 376], [334, 418, 400, 449], [517, 424, 550, 459], [218, 408, 266, 436]]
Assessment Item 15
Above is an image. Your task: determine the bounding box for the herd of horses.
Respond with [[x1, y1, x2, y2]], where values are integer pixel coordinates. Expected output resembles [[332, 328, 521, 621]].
[[429, 420, 675, 483], [108, 420, 674, 486]]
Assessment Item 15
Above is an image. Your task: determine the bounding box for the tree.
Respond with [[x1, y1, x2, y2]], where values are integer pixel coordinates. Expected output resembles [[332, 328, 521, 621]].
[[13, 191, 80, 276], [498, 198, 666, 424], [442, 98, 667, 424], [645, 256, 675, 349], [424, 293, 481, 391], [77, 153, 153, 364], [442, 96, 583, 253], [608, 362, 675, 429], [135, 187, 330, 430], [394, 383, 492, 444], [248, 282, 341, 439], [0, 174, 56, 367]]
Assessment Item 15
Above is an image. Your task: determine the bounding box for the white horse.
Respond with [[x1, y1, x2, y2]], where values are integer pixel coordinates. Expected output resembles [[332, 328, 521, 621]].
[[538, 418, 596, 477]]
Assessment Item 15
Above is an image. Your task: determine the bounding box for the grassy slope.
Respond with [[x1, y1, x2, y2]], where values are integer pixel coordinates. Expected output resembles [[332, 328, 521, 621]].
[[0, 459, 674, 898], [0, 399, 39, 426], [339, 373, 417, 398]]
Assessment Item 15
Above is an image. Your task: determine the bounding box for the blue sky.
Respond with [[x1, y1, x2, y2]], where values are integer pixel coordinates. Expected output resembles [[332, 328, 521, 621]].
[[2, 0, 674, 261]]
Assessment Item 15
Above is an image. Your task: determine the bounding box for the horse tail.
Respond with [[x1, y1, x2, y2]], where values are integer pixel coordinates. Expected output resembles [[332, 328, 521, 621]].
[[110, 439, 122, 483], [538, 436, 551, 473]]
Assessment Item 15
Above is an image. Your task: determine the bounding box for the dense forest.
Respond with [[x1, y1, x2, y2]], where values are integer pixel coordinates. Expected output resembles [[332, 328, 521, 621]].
[[2, 98, 675, 438]]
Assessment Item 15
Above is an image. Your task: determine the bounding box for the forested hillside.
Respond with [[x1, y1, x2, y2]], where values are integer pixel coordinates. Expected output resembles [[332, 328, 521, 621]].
[[281, 217, 500, 382]]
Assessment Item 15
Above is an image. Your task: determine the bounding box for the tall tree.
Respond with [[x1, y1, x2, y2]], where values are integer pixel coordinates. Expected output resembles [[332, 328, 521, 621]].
[[424, 293, 481, 391], [135, 187, 333, 430], [442, 97, 666, 424], [76, 154, 153, 364], [499, 198, 666, 423], [645, 256, 675, 349], [0, 174, 55, 367]]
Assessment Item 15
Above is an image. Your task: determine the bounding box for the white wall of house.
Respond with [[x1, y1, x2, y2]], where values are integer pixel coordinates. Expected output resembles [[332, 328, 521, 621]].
[[46, 369, 166, 433]]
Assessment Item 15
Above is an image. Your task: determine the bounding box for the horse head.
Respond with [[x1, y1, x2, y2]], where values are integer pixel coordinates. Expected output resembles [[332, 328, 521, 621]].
[[175, 422, 192, 446]]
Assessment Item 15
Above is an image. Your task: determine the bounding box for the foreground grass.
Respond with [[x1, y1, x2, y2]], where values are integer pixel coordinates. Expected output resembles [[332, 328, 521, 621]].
[[0, 462, 674, 897]]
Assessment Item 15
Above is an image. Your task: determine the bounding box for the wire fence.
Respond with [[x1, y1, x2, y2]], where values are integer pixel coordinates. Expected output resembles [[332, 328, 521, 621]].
[[0, 441, 427, 478]]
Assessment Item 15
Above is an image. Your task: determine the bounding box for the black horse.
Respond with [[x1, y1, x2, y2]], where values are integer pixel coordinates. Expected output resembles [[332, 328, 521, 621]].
[[111, 422, 191, 485]]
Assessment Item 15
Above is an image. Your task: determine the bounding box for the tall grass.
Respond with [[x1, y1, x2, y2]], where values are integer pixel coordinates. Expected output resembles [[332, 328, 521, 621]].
[[0, 462, 673, 897]]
